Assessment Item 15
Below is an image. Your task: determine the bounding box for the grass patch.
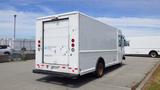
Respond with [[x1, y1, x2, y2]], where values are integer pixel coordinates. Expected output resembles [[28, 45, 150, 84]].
[[143, 64, 160, 90]]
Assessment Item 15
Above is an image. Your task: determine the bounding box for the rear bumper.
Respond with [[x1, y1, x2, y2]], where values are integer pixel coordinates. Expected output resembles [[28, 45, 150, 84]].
[[32, 69, 79, 78]]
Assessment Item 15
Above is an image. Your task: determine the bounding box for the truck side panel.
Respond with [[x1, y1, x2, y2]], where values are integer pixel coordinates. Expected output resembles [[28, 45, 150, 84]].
[[79, 14, 120, 75]]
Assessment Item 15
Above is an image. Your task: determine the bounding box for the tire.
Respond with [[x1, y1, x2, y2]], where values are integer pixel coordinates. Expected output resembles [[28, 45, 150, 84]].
[[149, 51, 158, 58], [122, 55, 126, 60], [118, 62, 123, 66], [4, 52, 10, 55], [95, 62, 104, 78]]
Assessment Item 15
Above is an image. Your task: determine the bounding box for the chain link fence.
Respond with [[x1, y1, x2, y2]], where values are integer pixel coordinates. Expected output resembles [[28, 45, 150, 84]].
[[0, 38, 35, 51], [0, 38, 35, 61]]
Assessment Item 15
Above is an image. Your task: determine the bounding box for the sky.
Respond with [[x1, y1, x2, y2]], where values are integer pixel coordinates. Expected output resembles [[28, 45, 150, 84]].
[[0, 0, 160, 39]]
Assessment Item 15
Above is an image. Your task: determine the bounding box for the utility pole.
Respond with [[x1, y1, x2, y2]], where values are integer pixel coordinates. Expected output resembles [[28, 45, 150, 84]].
[[14, 15, 17, 40], [13, 15, 17, 49]]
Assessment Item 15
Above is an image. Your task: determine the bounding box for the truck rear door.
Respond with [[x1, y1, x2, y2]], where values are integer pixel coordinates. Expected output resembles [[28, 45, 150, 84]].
[[42, 18, 69, 65]]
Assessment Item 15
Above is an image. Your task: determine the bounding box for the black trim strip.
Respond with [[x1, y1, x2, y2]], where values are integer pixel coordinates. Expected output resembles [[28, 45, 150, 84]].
[[33, 69, 79, 77], [43, 17, 69, 23], [42, 21, 44, 63]]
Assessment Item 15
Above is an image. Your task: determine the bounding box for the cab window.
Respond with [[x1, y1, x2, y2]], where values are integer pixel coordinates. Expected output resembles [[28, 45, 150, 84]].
[[118, 35, 122, 47]]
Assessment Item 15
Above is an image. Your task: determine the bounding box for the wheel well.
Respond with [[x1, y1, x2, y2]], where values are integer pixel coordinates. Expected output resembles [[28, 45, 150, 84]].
[[149, 50, 158, 55], [4, 52, 10, 55], [96, 57, 105, 67]]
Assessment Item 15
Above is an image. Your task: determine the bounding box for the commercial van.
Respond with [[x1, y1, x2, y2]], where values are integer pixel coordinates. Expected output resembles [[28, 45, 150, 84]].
[[33, 11, 127, 78], [125, 36, 160, 58]]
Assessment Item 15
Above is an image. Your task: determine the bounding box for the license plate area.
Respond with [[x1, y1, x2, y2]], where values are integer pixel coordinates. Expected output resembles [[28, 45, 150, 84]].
[[51, 65, 60, 69]]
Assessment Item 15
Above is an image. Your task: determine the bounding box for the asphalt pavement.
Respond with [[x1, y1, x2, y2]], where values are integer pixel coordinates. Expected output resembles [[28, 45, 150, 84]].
[[0, 56, 159, 90]]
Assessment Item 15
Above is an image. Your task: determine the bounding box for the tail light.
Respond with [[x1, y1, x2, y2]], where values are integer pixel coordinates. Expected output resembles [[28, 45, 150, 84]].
[[38, 40, 40, 43], [37, 40, 41, 51], [71, 43, 75, 47], [38, 40, 41, 47], [71, 39, 75, 42], [71, 38, 75, 52]]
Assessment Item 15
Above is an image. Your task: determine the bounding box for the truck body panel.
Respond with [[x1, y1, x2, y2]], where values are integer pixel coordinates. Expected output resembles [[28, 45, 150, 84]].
[[79, 14, 121, 75]]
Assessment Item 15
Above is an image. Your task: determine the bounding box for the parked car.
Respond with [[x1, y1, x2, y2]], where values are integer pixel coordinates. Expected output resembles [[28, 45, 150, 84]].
[[0, 45, 12, 55]]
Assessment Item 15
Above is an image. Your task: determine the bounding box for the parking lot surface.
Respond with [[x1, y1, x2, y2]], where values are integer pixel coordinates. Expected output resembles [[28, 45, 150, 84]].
[[0, 56, 159, 90]]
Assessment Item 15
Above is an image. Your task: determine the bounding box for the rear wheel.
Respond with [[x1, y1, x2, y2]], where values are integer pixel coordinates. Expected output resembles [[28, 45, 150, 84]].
[[95, 62, 104, 78], [4, 52, 10, 55], [149, 51, 158, 58]]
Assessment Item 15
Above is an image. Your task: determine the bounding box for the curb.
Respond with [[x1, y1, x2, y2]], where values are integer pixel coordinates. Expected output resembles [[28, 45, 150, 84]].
[[135, 59, 160, 90]]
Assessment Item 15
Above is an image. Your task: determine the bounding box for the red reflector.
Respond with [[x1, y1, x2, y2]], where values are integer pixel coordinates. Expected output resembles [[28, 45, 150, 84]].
[[75, 68, 78, 70], [71, 44, 75, 47], [38, 40, 40, 43], [37, 64, 40, 68], [68, 67, 72, 69], [41, 64, 44, 66], [72, 70, 74, 72], [46, 65, 49, 68], [71, 39, 75, 42], [62, 67, 65, 69]]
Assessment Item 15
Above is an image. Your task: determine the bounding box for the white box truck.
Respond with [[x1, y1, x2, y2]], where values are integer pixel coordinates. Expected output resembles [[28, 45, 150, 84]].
[[125, 36, 160, 57], [33, 11, 127, 78]]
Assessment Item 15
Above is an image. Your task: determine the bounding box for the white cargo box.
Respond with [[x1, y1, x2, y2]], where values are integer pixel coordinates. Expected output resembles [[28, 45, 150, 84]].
[[33, 11, 126, 77]]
